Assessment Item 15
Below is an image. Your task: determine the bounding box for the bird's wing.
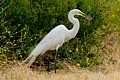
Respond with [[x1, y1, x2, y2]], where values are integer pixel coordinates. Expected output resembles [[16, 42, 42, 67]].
[[39, 25, 69, 50], [30, 25, 69, 56]]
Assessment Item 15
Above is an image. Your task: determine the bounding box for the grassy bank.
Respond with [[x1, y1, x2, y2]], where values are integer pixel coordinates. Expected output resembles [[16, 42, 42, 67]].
[[0, 32, 120, 80], [0, 63, 120, 80]]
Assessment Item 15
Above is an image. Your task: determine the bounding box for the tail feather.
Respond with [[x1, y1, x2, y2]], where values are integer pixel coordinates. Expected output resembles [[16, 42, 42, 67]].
[[22, 54, 32, 64], [22, 45, 37, 64], [22, 44, 46, 67], [26, 55, 36, 67]]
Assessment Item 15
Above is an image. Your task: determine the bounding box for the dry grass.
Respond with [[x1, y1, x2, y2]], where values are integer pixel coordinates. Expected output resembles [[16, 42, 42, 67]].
[[0, 32, 120, 80], [0, 63, 120, 80]]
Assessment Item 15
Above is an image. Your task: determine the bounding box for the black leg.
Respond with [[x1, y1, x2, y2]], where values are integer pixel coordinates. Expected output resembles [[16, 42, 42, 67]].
[[54, 50, 58, 73], [47, 57, 50, 72]]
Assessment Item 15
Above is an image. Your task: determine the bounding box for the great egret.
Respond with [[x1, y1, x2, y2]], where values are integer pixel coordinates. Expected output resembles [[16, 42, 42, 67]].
[[23, 9, 91, 73]]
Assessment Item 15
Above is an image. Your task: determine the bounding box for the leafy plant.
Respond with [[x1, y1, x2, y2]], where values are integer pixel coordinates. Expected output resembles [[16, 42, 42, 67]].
[[0, 0, 118, 68]]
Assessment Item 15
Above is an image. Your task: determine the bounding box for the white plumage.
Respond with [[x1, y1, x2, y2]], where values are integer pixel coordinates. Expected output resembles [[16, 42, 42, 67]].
[[23, 9, 91, 70]]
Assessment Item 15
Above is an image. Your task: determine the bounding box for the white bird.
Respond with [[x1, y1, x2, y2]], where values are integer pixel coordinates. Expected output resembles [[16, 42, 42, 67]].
[[23, 9, 91, 73]]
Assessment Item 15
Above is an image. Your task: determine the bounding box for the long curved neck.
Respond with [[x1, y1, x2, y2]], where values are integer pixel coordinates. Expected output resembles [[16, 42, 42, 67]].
[[68, 13, 80, 39]]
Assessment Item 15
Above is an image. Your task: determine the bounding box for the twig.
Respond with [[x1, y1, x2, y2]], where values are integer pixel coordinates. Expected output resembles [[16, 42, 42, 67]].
[[0, 1, 13, 15]]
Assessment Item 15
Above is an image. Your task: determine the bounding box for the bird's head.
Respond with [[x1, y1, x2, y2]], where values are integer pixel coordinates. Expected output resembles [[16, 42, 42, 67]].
[[70, 9, 92, 21]]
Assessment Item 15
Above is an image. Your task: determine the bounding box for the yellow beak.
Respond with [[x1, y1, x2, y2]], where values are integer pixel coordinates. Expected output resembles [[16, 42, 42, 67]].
[[80, 12, 92, 21]]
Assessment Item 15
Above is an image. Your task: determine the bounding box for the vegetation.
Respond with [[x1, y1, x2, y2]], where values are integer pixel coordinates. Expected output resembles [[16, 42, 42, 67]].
[[1, 63, 120, 80], [0, 0, 119, 69]]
